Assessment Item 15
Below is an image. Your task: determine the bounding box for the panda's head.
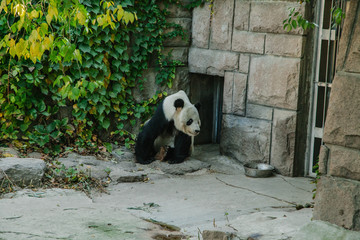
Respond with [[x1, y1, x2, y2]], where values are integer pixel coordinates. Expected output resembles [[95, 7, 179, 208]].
[[174, 99, 201, 137]]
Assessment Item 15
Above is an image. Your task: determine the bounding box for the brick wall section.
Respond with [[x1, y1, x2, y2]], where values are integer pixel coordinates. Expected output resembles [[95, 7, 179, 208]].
[[189, 0, 307, 176]]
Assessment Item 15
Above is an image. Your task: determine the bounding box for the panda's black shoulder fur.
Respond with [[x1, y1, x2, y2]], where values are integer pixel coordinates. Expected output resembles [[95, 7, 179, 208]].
[[135, 100, 169, 164]]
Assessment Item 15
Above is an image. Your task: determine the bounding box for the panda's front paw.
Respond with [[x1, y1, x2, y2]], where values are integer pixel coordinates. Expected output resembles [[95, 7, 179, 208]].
[[136, 157, 155, 165], [167, 156, 187, 164]]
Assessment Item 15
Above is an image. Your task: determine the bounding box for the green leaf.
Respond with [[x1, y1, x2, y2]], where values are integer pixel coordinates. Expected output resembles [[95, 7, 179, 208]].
[[97, 105, 105, 115], [79, 44, 91, 53], [102, 118, 110, 129], [88, 82, 97, 93], [38, 101, 46, 112], [46, 122, 56, 132]]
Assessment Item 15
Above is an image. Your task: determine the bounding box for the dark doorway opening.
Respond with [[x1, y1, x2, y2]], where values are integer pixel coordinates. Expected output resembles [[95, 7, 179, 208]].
[[189, 74, 224, 144]]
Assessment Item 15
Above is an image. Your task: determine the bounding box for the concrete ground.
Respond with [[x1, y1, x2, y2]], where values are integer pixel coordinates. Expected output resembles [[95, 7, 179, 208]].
[[0, 145, 357, 240]]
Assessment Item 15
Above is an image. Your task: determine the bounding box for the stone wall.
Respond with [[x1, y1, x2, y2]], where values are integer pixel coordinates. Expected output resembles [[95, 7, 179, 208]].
[[133, 1, 193, 102], [189, 0, 309, 176], [313, 0, 360, 231]]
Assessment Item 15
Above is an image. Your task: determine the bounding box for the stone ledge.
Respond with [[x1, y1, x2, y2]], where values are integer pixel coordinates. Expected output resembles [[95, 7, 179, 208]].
[[189, 47, 239, 76], [0, 158, 46, 186]]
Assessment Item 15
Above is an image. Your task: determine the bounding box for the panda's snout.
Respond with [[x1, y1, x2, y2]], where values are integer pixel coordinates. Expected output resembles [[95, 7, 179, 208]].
[[195, 130, 200, 134]]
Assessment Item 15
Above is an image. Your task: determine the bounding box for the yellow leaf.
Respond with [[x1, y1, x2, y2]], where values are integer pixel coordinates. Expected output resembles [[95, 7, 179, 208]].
[[14, 3, 25, 17], [123, 12, 134, 25], [46, 12, 53, 25], [30, 41, 41, 63], [29, 9, 39, 19], [76, 9, 86, 25], [0, 0, 8, 13], [113, 105, 120, 112], [89, 106, 96, 114], [29, 29, 41, 42], [74, 49, 82, 64], [46, 5, 58, 25], [17, 16, 24, 31], [9, 38, 15, 48], [42, 37, 50, 51], [116, 6, 124, 21], [3, 153, 15, 158], [15, 38, 27, 59]]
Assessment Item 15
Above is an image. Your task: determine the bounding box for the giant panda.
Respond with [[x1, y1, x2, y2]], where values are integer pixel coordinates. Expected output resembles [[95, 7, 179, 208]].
[[135, 90, 201, 164]]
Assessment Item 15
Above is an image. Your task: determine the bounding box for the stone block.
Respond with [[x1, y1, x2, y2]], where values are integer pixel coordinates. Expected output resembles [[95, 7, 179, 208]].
[[202, 230, 236, 240], [336, 0, 360, 73], [239, 54, 250, 73], [248, 55, 300, 110], [232, 31, 265, 54], [223, 72, 234, 114], [0, 147, 20, 158], [163, 47, 189, 64], [132, 68, 160, 102], [164, 18, 191, 47], [234, 1, 250, 31], [150, 159, 211, 175], [323, 74, 360, 149], [220, 115, 271, 163], [192, 2, 211, 48], [159, 1, 192, 18], [318, 144, 329, 175], [250, 2, 304, 34], [246, 104, 273, 121], [210, 0, 234, 50], [313, 176, 360, 231], [233, 72, 247, 115], [189, 47, 239, 76], [0, 158, 46, 186], [271, 109, 297, 176], [265, 34, 305, 57], [328, 145, 360, 181], [170, 67, 190, 94], [222, 72, 247, 115]]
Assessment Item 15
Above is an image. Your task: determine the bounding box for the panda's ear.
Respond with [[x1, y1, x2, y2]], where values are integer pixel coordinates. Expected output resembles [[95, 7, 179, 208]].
[[195, 103, 201, 111], [174, 99, 184, 109]]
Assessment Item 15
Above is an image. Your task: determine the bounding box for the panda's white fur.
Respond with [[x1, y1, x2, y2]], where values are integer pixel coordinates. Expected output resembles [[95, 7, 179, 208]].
[[154, 90, 200, 154], [163, 90, 201, 136], [135, 90, 200, 164]]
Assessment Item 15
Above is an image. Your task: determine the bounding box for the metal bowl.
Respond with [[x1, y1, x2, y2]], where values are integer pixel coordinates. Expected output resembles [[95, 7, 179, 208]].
[[243, 163, 274, 178]]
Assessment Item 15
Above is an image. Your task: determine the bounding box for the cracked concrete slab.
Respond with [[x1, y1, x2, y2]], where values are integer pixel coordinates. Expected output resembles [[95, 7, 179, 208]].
[[0, 144, 354, 239]]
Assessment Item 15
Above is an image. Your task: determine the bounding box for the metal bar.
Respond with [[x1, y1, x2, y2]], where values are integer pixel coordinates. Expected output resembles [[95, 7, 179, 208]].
[[322, 29, 336, 40], [308, 0, 326, 177], [316, 82, 332, 87]]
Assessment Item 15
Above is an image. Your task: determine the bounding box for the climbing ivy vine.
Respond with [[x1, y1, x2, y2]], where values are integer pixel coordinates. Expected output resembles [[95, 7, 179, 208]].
[[283, 0, 345, 32], [0, 0, 193, 154]]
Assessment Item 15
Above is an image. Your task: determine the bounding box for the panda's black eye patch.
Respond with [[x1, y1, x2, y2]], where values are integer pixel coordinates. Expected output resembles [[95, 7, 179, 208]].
[[186, 119, 193, 126]]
